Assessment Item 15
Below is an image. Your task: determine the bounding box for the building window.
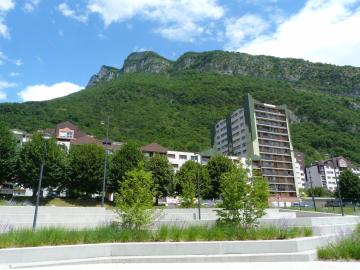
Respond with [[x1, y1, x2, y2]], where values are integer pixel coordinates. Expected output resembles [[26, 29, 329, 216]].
[[167, 154, 176, 159], [191, 156, 198, 161], [59, 130, 74, 139], [172, 164, 179, 168], [179, 155, 187, 160]]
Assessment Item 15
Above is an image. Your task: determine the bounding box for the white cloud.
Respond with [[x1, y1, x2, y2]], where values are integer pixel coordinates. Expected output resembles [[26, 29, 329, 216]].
[[0, 91, 6, 100], [0, 80, 16, 101], [57, 3, 87, 23], [18, 82, 83, 102], [9, 71, 19, 77], [225, 14, 269, 50], [60, 0, 224, 42], [23, 0, 40, 13], [228, 0, 360, 66], [0, 0, 15, 38]]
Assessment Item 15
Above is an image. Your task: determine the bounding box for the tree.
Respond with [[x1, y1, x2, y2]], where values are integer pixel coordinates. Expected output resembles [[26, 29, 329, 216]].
[[67, 144, 105, 197], [15, 133, 66, 196], [338, 170, 360, 204], [217, 167, 269, 227], [207, 155, 236, 199], [145, 154, 174, 204], [115, 168, 156, 229], [0, 122, 17, 184], [306, 187, 333, 197], [109, 142, 144, 192], [176, 160, 211, 207]]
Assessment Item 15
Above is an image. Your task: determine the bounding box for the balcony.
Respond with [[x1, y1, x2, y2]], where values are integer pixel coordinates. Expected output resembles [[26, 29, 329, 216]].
[[254, 107, 286, 117], [259, 140, 290, 149], [255, 113, 286, 123], [258, 133, 289, 142], [256, 120, 288, 129]]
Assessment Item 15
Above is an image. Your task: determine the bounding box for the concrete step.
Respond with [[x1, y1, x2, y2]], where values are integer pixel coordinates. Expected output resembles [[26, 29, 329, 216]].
[[9, 250, 318, 268]]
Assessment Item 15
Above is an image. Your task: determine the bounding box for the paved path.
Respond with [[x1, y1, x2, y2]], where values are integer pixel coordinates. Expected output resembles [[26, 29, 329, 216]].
[[2, 262, 358, 270]]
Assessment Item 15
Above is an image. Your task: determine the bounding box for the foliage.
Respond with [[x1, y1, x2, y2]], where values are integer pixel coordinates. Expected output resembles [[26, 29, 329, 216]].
[[145, 154, 174, 202], [15, 133, 66, 195], [67, 144, 105, 197], [305, 187, 333, 197], [338, 170, 360, 203], [206, 155, 236, 198], [0, 224, 312, 248], [115, 168, 156, 229], [318, 225, 360, 260], [109, 142, 143, 192], [175, 160, 211, 207], [0, 121, 17, 184], [2, 55, 360, 165], [217, 167, 269, 227]]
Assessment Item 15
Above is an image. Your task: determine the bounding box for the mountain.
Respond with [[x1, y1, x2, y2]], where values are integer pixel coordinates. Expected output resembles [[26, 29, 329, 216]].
[[88, 51, 360, 95], [1, 50, 360, 165]]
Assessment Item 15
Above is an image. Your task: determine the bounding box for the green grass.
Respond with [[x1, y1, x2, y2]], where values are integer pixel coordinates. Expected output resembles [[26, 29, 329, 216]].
[[318, 225, 360, 260], [0, 224, 312, 249], [1, 196, 114, 208]]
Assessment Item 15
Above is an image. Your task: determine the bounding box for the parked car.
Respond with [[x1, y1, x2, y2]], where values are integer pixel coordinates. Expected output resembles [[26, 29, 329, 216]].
[[292, 202, 309, 208]]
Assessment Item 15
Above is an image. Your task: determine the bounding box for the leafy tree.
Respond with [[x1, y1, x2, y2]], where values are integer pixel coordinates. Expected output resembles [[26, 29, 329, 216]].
[[207, 155, 236, 199], [306, 187, 333, 197], [145, 154, 174, 204], [109, 142, 143, 192], [338, 170, 360, 204], [217, 167, 269, 227], [115, 168, 156, 229], [176, 160, 211, 206], [15, 133, 66, 196], [0, 122, 17, 184], [67, 144, 105, 197]]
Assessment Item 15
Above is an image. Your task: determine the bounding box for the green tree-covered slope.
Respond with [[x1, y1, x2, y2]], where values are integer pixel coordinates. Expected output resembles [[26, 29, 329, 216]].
[[1, 51, 360, 165]]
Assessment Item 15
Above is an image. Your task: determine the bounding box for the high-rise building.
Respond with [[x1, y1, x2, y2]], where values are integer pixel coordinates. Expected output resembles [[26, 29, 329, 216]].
[[212, 94, 297, 197]]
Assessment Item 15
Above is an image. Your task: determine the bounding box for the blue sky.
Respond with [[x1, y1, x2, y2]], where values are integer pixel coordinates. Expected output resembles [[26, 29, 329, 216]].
[[0, 0, 360, 103]]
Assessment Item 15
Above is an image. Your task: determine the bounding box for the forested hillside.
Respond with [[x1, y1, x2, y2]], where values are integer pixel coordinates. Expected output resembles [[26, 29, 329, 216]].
[[1, 51, 360, 165]]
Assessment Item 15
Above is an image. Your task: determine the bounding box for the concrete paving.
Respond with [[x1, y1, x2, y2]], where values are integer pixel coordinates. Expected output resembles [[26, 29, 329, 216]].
[[2, 262, 359, 270]]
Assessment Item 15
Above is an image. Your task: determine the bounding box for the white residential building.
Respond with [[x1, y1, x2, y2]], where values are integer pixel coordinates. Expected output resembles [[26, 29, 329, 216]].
[[305, 156, 360, 192], [293, 152, 306, 192], [167, 150, 201, 172]]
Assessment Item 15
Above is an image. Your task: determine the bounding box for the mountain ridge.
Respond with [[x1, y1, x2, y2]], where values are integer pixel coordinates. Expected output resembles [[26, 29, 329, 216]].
[[87, 50, 360, 96]]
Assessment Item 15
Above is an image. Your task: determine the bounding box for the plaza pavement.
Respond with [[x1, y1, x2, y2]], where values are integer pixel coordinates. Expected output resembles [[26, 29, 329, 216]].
[[1, 262, 358, 270]]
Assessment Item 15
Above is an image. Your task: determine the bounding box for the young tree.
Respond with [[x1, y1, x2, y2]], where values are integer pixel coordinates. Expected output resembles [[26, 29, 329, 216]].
[[176, 160, 211, 207], [306, 187, 332, 197], [207, 155, 236, 199], [217, 167, 269, 227], [15, 133, 66, 196], [115, 168, 156, 229], [109, 142, 144, 192], [67, 144, 105, 197], [145, 154, 174, 204], [0, 122, 17, 184], [338, 170, 360, 204]]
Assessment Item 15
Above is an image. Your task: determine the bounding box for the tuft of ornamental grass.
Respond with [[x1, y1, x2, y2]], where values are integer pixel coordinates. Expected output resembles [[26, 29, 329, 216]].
[[318, 225, 360, 261], [0, 223, 312, 249]]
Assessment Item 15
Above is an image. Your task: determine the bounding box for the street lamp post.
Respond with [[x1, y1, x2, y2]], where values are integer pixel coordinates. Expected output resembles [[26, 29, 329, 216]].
[[33, 141, 46, 231], [196, 154, 201, 220], [335, 169, 344, 216], [101, 116, 110, 208], [306, 167, 317, 211]]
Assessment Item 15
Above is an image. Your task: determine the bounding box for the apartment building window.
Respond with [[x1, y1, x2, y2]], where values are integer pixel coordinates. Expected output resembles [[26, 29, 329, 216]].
[[179, 155, 187, 160], [167, 154, 176, 159], [191, 156, 198, 161], [232, 125, 239, 131], [240, 129, 245, 133], [172, 164, 179, 168]]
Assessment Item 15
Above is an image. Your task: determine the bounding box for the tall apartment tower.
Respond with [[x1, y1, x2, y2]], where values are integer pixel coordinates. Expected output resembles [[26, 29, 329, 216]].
[[212, 94, 297, 197]]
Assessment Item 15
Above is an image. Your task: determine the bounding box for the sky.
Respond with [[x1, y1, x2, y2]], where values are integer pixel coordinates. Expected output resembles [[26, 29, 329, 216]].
[[0, 0, 360, 103]]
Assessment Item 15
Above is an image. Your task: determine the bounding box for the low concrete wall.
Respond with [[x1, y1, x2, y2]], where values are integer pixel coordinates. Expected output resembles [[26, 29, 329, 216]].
[[0, 234, 344, 265]]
